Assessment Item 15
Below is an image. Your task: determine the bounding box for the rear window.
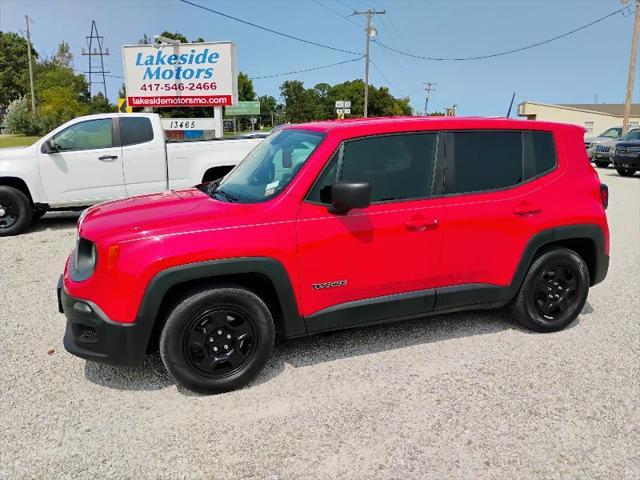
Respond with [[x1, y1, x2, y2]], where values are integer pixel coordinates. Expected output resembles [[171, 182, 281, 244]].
[[445, 130, 557, 195], [120, 117, 154, 146]]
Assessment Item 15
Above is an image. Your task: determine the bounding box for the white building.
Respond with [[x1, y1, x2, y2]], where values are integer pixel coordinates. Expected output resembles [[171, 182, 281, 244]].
[[518, 101, 640, 137]]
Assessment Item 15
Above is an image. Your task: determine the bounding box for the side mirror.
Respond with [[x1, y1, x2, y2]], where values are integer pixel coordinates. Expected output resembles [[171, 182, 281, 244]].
[[328, 182, 371, 215], [41, 139, 57, 154]]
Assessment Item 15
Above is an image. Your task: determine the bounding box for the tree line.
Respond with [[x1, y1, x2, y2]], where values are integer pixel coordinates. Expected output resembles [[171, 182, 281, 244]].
[[0, 29, 413, 136]]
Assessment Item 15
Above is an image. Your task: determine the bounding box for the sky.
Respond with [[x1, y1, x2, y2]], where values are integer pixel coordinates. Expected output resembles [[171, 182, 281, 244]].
[[0, 0, 637, 116]]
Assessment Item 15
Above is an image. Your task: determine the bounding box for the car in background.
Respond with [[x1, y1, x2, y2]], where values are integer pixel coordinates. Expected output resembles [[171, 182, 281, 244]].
[[610, 129, 640, 176], [586, 127, 640, 168]]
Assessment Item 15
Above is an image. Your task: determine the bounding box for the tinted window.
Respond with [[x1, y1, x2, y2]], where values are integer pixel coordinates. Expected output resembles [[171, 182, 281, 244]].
[[52, 119, 113, 151], [312, 133, 437, 204], [448, 131, 522, 194], [530, 132, 556, 177], [121, 117, 154, 145]]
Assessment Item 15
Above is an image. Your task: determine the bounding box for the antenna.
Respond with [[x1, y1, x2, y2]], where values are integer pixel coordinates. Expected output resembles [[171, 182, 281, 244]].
[[506, 92, 516, 118], [82, 20, 110, 102]]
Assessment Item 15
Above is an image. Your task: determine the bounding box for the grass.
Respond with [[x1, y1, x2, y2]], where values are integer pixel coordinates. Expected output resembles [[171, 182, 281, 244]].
[[0, 134, 41, 148]]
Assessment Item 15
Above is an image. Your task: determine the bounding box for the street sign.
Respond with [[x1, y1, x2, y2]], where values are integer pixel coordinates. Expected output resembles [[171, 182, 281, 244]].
[[122, 41, 238, 108], [344, 108, 351, 114], [336, 108, 344, 114], [344, 101, 351, 108], [117, 98, 132, 113], [225, 100, 260, 116], [335, 100, 344, 108]]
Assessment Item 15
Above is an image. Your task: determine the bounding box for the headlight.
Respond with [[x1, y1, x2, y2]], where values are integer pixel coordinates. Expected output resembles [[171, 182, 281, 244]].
[[72, 237, 97, 281]]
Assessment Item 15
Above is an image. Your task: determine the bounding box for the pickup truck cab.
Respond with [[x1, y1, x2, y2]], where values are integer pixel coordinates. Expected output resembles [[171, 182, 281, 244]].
[[58, 117, 610, 393], [0, 113, 261, 235]]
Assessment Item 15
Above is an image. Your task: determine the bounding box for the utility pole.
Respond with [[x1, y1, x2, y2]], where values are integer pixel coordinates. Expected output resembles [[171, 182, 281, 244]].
[[82, 20, 110, 101], [622, 0, 640, 135], [352, 9, 385, 118], [24, 15, 36, 115], [423, 82, 437, 115]]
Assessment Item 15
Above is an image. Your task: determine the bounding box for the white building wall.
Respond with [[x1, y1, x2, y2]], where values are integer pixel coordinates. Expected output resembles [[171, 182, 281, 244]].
[[518, 102, 640, 137]]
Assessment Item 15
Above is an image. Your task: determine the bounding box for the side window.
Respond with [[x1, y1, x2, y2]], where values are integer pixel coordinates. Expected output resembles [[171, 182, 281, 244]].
[[52, 119, 113, 151], [120, 117, 154, 146], [529, 132, 556, 177], [308, 149, 340, 204], [447, 131, 522, 194]]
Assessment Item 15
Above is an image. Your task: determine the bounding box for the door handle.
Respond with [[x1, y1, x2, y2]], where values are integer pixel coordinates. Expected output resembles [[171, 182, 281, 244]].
[[513, 201, 542, 216], [98, 155, 118, 161], [405, 218, 439, 231]]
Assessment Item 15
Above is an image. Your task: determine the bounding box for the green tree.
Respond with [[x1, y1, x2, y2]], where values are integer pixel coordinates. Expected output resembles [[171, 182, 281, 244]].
[[0, 31, 37, 106], [159, 31, 189, 43], [52, 40, 73, 68], [280, 80, 322, 123], [258, 95, 278, 127], [90, 92, 115, 114], [238, 72, 255, 101], [38, 85, 89, 131], [3, 97, 38, 135]]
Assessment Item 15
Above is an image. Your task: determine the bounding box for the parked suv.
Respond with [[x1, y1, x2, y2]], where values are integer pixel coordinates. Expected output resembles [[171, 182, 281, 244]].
[[610, 128, 640, 176], [58, 117, 610, 393]]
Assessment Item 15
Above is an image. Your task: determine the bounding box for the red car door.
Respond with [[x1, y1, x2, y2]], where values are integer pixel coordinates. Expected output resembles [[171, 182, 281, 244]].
[[436, 129, 562, 309], [296, 132, 445, 331]]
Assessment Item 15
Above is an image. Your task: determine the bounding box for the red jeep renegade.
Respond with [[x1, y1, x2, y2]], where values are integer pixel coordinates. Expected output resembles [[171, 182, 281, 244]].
[[58, 117, 610, 393]]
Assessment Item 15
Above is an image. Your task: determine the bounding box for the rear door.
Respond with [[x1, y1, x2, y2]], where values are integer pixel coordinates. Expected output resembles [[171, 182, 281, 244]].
[[38, 117, 125, 204], [120, 116, 168, 196], [436, 130, 559, 307], [296, 131, 445, 325]]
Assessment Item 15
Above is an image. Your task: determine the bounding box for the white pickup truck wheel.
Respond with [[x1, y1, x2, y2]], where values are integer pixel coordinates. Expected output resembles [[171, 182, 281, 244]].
[[0, 186, 33, 237]]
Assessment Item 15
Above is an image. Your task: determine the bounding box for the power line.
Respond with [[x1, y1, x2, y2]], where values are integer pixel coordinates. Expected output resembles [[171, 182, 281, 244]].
[[311, 0, 362, 27], [251, 56, 365, 80], [178, 0, 361, 55], [370, 59, 391, 85], [375, 5, 632, 61]]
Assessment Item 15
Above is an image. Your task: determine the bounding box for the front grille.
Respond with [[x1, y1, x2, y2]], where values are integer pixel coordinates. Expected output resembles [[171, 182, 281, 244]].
[[77, 325, 97, 343], [595, 145, 611, 153]]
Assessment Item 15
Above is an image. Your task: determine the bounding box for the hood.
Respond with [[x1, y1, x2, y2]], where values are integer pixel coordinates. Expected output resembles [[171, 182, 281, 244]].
[[0, 145, 33, 161], [79, 188, 253, 241], [585, 136, 615, 146], [613, 139, 640, 148]]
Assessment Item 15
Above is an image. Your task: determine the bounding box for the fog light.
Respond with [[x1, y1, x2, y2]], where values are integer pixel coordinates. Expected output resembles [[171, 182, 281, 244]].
[[73, 301, 92, 313]]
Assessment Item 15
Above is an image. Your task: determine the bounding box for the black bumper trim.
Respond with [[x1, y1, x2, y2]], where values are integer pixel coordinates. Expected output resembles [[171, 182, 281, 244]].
[[59, 277, 150, 367]]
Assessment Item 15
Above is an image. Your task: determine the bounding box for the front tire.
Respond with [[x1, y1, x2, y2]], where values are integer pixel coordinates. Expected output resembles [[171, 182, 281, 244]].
[[510, 248, 590, 333], [594, 160, 610, 168], [616, 167, 636, 176], [160, 287, 275, 393], [0, 186, 33, 236]]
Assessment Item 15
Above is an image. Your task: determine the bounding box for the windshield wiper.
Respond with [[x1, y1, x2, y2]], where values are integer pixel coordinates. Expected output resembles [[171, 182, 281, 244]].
[[212, 187, 238, 203]]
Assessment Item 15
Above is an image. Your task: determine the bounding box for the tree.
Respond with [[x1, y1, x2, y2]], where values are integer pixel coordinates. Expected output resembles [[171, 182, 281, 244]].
[[38, 85, 89, 131], [238, 72, 255, 101], [258, 95, 278, 127], [52, 41, 73, 68], [90, 92, 115, 114], [0, 31, 37, 106], [159, 31, 189, 43], [3, 97, 38, 135]]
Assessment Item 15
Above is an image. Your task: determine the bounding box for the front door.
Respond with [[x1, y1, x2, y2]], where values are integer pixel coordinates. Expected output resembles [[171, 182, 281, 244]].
[[38, 118, 125, 204], [297, 132, 444, 330]]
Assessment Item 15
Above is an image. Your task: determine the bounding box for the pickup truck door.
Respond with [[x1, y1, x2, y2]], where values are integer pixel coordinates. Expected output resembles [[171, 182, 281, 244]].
[[119, 116, 168, 196], [38, 118, 125, 204]]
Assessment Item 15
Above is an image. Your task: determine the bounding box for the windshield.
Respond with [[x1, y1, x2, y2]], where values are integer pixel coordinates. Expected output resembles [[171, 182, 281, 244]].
[[599, 128, 621, 138], [622, 129, 640, 141], [209, 129, 325, 203]]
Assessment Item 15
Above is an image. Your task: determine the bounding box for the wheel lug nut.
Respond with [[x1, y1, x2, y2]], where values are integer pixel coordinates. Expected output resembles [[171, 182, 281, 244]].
[[226, 334, 232, 340], [213, 346, 218, 352], [224, 344, 229, 350], [208, 337, 214, 343], [217, 330, 223, 335], [548, 294, 553, 299]]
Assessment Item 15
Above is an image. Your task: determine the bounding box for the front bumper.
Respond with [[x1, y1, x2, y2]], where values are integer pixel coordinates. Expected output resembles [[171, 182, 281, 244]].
[[611, 154, 640, 169], [58, 276, 150, 367]]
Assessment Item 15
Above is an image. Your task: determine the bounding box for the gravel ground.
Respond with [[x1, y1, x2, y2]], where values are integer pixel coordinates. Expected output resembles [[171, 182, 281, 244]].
[[1, 168, 638, 480]]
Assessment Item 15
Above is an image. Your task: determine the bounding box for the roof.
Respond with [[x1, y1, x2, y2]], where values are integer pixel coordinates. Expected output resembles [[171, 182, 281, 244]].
[[286, 116, 584, 134], [520, 101, 640, 117]]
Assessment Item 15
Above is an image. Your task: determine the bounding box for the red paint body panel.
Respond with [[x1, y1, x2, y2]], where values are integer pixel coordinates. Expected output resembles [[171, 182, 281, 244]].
[[62, 117, 609, 325]]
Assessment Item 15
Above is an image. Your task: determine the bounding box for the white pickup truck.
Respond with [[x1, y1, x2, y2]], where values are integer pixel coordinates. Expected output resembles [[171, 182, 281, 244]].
[[0, 113, 262, 236]]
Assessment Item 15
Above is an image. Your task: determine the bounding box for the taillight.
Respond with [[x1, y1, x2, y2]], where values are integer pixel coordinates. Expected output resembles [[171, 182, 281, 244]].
[[600, 183, 609, 209]]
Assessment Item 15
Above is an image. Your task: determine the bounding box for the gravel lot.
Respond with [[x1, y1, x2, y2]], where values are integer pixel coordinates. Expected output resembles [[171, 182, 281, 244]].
[[1, 168, 638, 480]]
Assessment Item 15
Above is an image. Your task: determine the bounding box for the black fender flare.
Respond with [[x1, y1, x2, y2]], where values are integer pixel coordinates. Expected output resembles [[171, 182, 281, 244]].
[[135, 257, 304, 348]]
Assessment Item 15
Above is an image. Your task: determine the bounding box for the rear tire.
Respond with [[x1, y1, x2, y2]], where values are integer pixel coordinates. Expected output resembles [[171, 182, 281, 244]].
[[616, 167, 636, 177], [510, 248, 590, 333], [160, 287, 275, 393], [594, 160, 610, 168], [0, 186, 33, 236]]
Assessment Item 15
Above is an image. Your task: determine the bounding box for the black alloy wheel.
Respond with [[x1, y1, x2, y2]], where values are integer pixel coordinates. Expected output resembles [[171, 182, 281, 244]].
[[0, 199, 19, 230], [533, 264, 578, 320], [594, 160, 610, 168], [616, 167, 636, 177], [0, 186, 33, 236], [184, 308, 256, 377]]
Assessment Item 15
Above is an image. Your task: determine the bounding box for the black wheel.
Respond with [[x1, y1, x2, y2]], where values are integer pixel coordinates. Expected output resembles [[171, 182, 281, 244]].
[[510, 248, 590, 333], [0, 186, 33, 236], [616, 167, 636, 176], [160, 287, 275, 393], [594, 160, 610, 168]]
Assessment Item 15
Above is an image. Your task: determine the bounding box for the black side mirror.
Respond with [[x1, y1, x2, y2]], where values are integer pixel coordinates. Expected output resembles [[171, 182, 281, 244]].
[[328, 182, 371, 215], [41, 139, 57, 154]]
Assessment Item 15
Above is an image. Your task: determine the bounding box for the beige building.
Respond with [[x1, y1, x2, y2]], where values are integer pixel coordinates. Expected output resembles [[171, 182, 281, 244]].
[[518, 101, 640, 137]]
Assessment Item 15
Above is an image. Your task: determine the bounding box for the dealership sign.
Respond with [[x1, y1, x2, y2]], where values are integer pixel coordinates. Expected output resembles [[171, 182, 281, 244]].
[[122, 42, 238, 108]]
